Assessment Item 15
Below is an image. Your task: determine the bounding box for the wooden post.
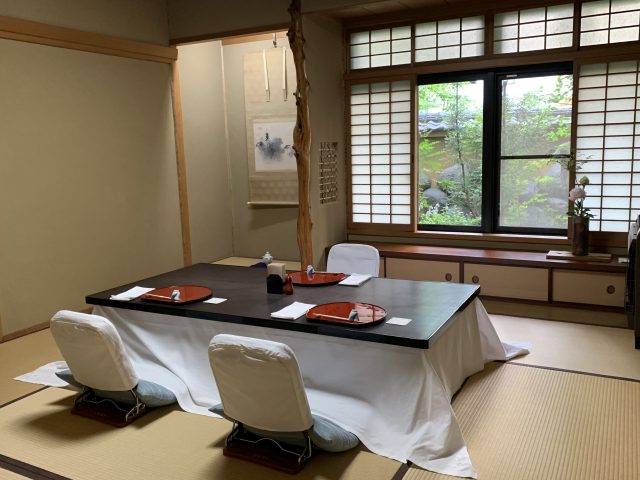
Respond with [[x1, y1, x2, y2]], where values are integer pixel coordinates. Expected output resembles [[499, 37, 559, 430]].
[[171, 60, 193, 267], [288, 0, 313, 269]]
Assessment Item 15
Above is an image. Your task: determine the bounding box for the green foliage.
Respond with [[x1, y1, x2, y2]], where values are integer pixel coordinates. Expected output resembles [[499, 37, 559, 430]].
[[501, 75, 573, 157], [418, 81, 483, 225], [417, 74, 573, 229], [418, 196, 481, 226]]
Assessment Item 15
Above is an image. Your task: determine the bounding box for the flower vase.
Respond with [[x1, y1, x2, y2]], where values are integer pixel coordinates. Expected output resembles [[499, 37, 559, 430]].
[[571, 217, 589, 256]]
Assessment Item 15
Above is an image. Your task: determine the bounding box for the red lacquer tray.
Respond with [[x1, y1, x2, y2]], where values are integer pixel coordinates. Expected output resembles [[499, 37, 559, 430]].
[[140, 285, 212, 305], [306, 302, 386, 327], [289, 271, 346, 286]]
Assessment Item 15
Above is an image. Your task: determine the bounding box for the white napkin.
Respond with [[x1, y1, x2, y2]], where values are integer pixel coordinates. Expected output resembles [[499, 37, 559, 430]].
[[109, 286, 155, 301], [204, 297, 227, 304], [387, 317, 412, 326], [271, 301, 316, 320], [339, 274, 373, 286]]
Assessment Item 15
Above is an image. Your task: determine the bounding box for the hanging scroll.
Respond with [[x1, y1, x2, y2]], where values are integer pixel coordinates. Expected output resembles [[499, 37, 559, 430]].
[[243, 46, 297, 204]]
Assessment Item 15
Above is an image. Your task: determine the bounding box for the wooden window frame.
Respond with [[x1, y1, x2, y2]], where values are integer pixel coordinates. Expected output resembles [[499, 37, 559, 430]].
[[344, 0, 640, 248], [415, 63, 573, 235]]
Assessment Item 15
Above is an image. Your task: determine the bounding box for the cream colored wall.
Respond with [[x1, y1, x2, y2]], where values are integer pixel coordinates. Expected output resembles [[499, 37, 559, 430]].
[[222, 39, 300, 261], [0, 0, 169, 44], [304, 14, 347, 267], [176, 37, 300, 262], [0, 41, 183, 335], [175, 15, 347, 265], [0, 3, 183, 336], [177, 41, 234, 263]]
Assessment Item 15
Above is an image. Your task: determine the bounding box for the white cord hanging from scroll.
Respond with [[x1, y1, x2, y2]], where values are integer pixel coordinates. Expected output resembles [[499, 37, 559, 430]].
[[282, 39, 287, 101], [262, 48, 270, 102], [263, 33, 287, 103]]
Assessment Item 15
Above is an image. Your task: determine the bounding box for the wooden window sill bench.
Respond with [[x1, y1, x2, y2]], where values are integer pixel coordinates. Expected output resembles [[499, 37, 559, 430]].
[[344, 242, 629, 327]]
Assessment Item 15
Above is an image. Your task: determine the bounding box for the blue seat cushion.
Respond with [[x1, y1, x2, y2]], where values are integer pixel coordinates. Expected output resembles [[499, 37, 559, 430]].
[[210, 403, 359, 452], [56, 369, 176, 408]]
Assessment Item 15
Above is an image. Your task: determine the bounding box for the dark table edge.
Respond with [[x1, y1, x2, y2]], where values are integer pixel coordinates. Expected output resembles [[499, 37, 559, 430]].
[[84, 263, 481, 350], [86, 288, 480, 350]]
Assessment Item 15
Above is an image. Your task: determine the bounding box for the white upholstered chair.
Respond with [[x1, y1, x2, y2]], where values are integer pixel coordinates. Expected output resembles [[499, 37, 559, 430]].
[[326, 243, 380, 277], [50, 310, 175, 426], [208, 334, 358, 473]]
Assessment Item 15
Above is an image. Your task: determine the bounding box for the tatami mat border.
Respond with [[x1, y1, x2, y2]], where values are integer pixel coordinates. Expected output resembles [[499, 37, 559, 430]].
[[1, 385, 408, 480], [5, 362, 636, 480], [392, 462, 411, 480], [504, 360, 640, 383], [0, 454, 70, 480], [0, 386, 49, 409]]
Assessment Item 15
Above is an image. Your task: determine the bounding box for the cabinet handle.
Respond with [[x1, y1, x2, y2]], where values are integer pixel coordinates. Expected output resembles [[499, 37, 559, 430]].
[[471, 275, 479, 284], [607, 285, 615, 294], [445, 273, 452, 281]]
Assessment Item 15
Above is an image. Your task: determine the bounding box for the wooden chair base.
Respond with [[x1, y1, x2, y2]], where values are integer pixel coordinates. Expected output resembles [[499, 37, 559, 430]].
[[223, 426, 311, 474], [71, 390, 147, 427]]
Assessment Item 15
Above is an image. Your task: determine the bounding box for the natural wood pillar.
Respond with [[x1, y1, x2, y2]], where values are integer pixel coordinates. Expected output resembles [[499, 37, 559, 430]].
[[170, 60, 193, 266], [288, 0, 313, 269]]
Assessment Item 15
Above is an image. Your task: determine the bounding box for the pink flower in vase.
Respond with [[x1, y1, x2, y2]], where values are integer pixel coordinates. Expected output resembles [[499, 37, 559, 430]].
[[568, 187, 586, 202]]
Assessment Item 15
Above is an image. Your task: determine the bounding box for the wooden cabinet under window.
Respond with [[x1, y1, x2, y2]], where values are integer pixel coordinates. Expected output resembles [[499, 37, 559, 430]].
[[386, 258, 459, 282], [362, 242, 627, 312], [552, 270, 625, 307], [463, 264, 548, 301]]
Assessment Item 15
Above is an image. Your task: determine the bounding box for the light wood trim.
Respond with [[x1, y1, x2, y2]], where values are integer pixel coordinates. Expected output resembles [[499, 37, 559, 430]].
[[171, 23, 289, 46], [0, 15, 177, 64], [346, 43, 640, 82], [222, 31, 287, 46], [288, 0, 313, 268], [171, 61, 193, 267], [0, 307, 93, 342], [247, 201, 298, 207], [0, 321, 49, 343]]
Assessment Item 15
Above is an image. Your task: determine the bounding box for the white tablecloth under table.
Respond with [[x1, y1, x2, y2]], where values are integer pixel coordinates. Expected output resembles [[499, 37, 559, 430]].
[[93, 299, 526, 478]]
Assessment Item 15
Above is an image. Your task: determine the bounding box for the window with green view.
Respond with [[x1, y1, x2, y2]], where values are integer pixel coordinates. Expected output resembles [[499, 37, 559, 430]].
[[417, 65, 573, 234]]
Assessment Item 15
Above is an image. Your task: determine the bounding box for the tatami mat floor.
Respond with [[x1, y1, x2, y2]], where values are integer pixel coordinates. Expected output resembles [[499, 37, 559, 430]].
[[3, 314, 637, 401], [1, 313, 639, 480], [0, 329, 61, 406], [491, 314, 640, 380]]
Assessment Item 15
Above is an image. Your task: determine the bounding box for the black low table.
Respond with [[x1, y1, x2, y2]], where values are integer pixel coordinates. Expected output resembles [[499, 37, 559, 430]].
[[86, 263, 480, 349]]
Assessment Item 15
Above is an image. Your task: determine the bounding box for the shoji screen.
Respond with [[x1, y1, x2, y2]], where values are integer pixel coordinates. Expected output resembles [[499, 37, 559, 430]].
[[494, 3, 574, 53], [576, 60, 640, 232], [349, 80, 413, 226], [349, 27, 412, 70]]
